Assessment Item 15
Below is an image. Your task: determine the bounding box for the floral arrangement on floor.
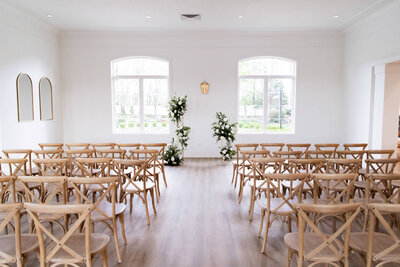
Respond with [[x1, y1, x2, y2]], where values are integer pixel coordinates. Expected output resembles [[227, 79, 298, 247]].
[[164, 94, 191, 166], [164, 139, 183, 166], [211, 112, 238, 162]]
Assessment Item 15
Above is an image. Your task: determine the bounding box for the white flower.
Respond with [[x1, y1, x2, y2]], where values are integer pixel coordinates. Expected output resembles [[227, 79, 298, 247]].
[[171, 157, 175, 161], [178, 101, 182, 105]]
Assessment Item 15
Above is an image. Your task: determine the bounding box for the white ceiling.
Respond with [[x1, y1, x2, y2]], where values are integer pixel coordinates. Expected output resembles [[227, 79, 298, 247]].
[[3, 0, 394, 32]]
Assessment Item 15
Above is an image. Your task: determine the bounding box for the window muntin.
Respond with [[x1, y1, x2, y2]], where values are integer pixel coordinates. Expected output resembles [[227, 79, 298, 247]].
[[238, 57, 296, 133], [112, 58, 169, 133]]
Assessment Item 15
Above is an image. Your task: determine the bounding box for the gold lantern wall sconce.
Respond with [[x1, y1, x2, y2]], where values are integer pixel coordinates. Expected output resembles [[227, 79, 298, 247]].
[[201, 81, 209, 94]]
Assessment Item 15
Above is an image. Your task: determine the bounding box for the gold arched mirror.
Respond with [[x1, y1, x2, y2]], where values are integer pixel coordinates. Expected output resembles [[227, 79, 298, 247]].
[[39, 77, 54, 120], [16, 73, 34, 122]]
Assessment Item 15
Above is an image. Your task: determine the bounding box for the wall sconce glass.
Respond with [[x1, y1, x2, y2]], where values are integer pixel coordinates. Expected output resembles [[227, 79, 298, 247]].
[[201, 81, 209, 94]]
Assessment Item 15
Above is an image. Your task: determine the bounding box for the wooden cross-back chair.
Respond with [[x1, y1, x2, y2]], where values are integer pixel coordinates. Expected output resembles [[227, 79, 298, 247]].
[[273, 151, 302, 173], [286, 143, 311, 157], [94, 149, 126, 159], [2, 149, 35, 175], [248, 158, 285, 221], [305, 150, 334, 159], [343, 143, 368, 151], [237, 149, 270, 204], [38, 143, 64, 151], [129, 149, 161, 201], [308, 174, 357, 205], [115, 144, 141, 158], [115, 159, 157, 225], [75, 158, 111, 177], [349, 203, 400, 267], [18, 176, 68, 233], [0, 203, 38, 267], [325, 159, 362, 174], [69, 177, 126, 264], [285, 203, 361, 267], [365, 149, 395, 160], [336, 150, 365, 160], [142, 143, 168, 188], [91, 143, 115, 150], [314, 143, 340, 155], [33, 159, 68, 177], [64, 149, 95, 177], [65, 143, 91, 150], [32, 149, 63, 160], [0, 158, 28, 178], [259, 173, 308, 253], [260, 143, 285, 153], [25, 203, 109, 267], [232, 143, 259, 189]]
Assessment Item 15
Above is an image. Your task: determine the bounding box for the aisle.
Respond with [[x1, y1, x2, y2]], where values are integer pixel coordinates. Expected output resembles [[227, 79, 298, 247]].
[[105, 158, 281, 267]]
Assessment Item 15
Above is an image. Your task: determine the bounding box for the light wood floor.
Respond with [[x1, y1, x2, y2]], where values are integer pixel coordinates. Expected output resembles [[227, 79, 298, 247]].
[[23, 158, 371, 266]]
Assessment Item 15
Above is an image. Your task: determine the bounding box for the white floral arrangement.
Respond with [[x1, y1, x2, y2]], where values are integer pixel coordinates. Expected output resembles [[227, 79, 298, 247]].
[[212, 112, 238, 162], [164, 139, 183, 166], [168, 95, 188, 123], [176, 125, 191, 149]]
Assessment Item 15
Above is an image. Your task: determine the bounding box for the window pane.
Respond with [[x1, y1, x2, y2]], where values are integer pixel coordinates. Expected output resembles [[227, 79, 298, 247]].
[[239, 58, 295, 76], [143, 79, 169, 132], [238, 79, 264, 133], [114, 79, 140, 130], [113, 58, 169, 76], [267, 79, 293, 132]]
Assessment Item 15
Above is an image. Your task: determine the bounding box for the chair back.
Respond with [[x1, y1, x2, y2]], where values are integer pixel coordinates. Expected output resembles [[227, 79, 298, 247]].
[[25, 203, 94, 266], [311, 174, 357, 204], [33, 159, 68, 176], [314, 143, 339, 153], [65, 143, 91, 150], [366, 203, 400, 266], [32, 149, 63, 159], [94, 149, 126, 159], [115, 159, 151, 193], [0, 158, 28, 177], [2, 149, 33, 175], [91, 143, 115, 150], [305, 150, 334, 159], [0, 176, 16, 203], [65, 149, 95, 176], [365, 149, 395, 160], [18, 176, 67, 204], [273, 150, 302, 159], [142, 143, 168, 167], [295, 203, 361, 266], [75, 158, 111, 177], [0, 203, 24, 266], [38, 143, 64, 150], [336, 150, 365, 160], [286, 143, 311, 157], [69, 177, 117, 220], [365, 159, 398, 174], [115, 144, 141, 158], [364, 174, 400, 204], [260, 143, 285, 153], [287, 159, 325, 173], [325, 159, 362, 174], [343, 143, 368, 151]]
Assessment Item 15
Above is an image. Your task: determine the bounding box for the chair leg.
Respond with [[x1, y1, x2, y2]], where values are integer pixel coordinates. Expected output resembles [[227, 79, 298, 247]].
[[249, 188, 255, 221], [234, 167, 239, 189], [150, 188, 157, 215], [161, 165, 167, 188], [231, 165, 237, 184], [129, 194, 133, 214], [143, 191, 151, 225], [287, 248, 292, 267], [112, 219, 122, 263], [119, 214, 127, 245], [259, 209, 265, 237], [261, 212, 270, 253], [101, 247, 108, 267]]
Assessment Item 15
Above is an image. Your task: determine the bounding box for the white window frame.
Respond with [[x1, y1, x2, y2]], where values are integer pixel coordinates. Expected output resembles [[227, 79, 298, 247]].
[[238, 57, 297, 134], [111, 57, 171, 134]]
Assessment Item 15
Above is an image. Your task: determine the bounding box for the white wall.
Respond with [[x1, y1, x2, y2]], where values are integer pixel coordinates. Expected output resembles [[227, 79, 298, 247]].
[[60, 31, 344, 157], [0, 2, 63, 150], [343, 1, 400, 149]]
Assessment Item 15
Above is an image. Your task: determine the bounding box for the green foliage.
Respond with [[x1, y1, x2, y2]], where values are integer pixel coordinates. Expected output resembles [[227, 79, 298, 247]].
[[119, 122, 126, 128], [168, 95, 188, 123], [162, 122, 167, 127], [144, 122, 149, 127], [176, 125, 191, 149], [164, 139, 183, 166], [152, 122, 157, 127], [211, 112, 238, 162], [136, 122, 140, 127], [128, 122, 134, 128]]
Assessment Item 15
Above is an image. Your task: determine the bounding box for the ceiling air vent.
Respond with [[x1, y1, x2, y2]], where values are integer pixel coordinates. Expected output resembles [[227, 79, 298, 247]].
[[180, 14, 201, 22]]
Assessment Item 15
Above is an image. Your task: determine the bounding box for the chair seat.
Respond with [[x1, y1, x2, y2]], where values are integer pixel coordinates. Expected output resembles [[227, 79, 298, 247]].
[[46, 233, 110, 260], [282, 180, 313, 190], [319, 181, 348, 191], [354, 181, 386, 191], [284, 232, 342, 262], [91, 202, 126, 221], [0, 234, 38, 256], [259, 198, 297, 215], [349, 232, 400, 260], [123, 181, 155, 193]]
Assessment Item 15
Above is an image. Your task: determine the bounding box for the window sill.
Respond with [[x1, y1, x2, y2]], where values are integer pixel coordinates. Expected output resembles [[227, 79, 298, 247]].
[[237, 131, 295, 135]]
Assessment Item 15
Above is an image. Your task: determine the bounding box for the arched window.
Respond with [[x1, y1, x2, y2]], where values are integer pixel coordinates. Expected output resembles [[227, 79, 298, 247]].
[[238, 57, 296, 133], [111, 57, 170, 133]]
